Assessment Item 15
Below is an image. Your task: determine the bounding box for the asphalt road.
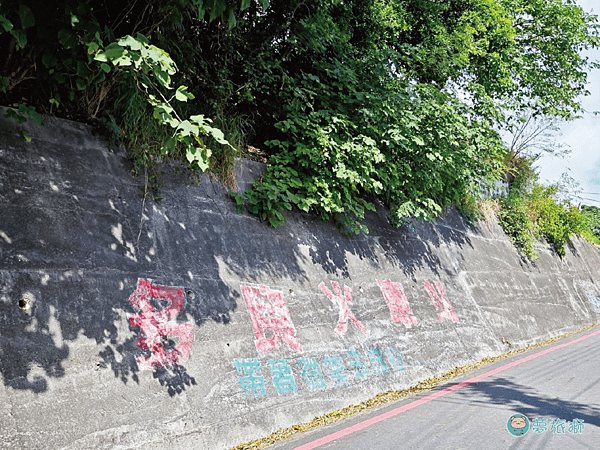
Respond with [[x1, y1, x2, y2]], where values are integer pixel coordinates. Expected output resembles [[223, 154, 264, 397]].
[[269, 327, 600, 450]]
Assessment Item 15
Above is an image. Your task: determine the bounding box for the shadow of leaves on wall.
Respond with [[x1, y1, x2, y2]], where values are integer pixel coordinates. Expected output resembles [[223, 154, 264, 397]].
[[2, 115, 599, 400]]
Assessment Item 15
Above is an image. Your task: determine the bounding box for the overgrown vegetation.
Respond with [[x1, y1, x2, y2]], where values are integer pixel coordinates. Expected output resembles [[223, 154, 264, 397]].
[[1, 1, 599, 238], [581, 206, 600, 241], [496, 157, 599, 259]]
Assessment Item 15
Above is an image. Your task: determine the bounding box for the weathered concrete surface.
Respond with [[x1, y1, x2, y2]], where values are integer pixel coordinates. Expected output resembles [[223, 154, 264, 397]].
[[0, 109, 599, 449]]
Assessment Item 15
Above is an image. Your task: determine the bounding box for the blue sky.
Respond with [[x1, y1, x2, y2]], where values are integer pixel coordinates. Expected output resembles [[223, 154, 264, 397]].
[[536, 0, 600, 205]]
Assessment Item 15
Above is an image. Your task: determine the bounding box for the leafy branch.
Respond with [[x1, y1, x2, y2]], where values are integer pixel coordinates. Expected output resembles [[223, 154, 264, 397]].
[[94, 34, 231, 172]]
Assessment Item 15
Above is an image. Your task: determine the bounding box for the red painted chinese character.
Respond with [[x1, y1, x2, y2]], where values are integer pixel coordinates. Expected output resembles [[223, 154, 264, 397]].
[[377, 279, 419, 328], [319, 281, 370, 337], [423, 280, 459, 323], [241, 285, 303, 353], [127, 279, 194, 370]]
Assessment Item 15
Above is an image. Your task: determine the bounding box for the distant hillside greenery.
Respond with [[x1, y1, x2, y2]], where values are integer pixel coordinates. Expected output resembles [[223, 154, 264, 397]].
[[492, 157, 600, 259], [582, 206, 600, 241], [1, 1, 599, 238]]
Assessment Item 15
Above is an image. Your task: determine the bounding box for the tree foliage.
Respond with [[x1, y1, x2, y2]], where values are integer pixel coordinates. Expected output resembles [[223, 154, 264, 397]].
[[581, 206, 600, 241], [1, 0, 598, 232], [497, 157, 598, 259]]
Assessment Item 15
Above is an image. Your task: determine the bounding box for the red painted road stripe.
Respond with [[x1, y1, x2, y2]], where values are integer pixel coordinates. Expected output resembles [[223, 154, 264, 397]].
[[294, 328, 600, 450]]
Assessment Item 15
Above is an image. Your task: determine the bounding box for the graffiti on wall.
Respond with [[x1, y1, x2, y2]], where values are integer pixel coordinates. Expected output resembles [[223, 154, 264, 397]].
[[127, 277, 457, 387], [233, 345, 410, 397], [319, 281, 370, 337], [423, 280, 460, 324], [377, 279, 419, 328], [240, 279, 458, 354], [127, 279, 194, 370], [241, 285, 304, 353], [232, 279, 456, 397]]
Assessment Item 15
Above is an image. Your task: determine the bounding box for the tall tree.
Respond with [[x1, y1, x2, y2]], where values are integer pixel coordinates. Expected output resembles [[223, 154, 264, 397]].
[[1, 0, 598, 231]]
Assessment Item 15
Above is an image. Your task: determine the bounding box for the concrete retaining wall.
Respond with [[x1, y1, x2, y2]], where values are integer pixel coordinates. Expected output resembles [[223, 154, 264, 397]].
[[1, 111, 599, 449]]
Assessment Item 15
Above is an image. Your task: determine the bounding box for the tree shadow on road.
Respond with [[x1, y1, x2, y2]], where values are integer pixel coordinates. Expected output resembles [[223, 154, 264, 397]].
[[454, 376, 600, 428]]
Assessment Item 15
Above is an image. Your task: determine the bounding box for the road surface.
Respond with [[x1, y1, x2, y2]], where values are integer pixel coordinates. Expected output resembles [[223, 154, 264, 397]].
[[268, 327, 600, 450]]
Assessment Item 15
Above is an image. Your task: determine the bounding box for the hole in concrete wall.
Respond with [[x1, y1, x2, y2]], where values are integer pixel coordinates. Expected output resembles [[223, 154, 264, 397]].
[[187, 290, 195, 300], [18, 291, 36, 313]]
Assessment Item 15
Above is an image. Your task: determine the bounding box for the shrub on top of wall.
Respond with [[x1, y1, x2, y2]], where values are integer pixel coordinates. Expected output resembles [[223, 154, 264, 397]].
[[496, 157, 598, 259]]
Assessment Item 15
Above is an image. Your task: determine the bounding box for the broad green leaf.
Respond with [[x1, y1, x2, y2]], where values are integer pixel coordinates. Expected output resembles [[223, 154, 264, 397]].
[[94, 52, 108, 62], [185, 146, 209, 171], [177, 120, 199, 137], [154, 67, 171, 87], [115, 55, 132, 66], [412, 136, 425, 146], [42, 53, 57, 68], [161, 136, 177, 155], [135, 33, 149, 45], [0, 15, 13, 32], [95, 43, 126, 62], [11, 29, 27, 49], [154, 103, 174, 115], [92, 71, 106, 84], [209, 0, 227, 22], [228, 10, 236, 30], [19, 130, 32, 142], [57, 29, 77, 49], [185, 147, 197, 163], [197, 152, 210, 171], [19, 5, 35, 29], [205, 125, 227, 144], [175, 85, 194, 101], [76, 78, 87, 90], [143, 46, 176, 73], [118, 35, 142, 51], [269, 216, 282, 228], [87, 41, 99, 54], [190, 114, 207, 125], [153, 110, 171, 124], [127, 52, 141, 68], [233, 194, 246, 206], [77, 61, 91, 77]]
